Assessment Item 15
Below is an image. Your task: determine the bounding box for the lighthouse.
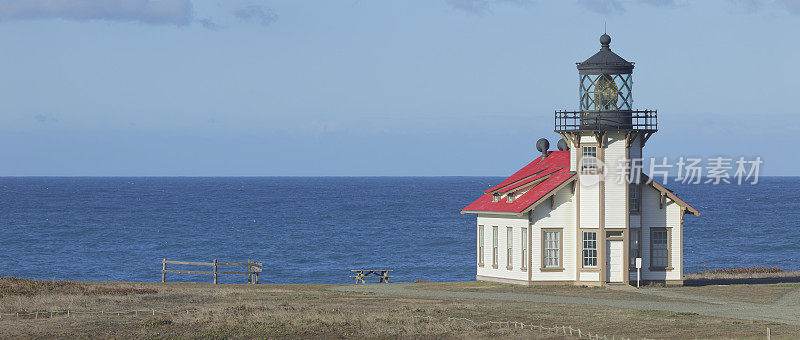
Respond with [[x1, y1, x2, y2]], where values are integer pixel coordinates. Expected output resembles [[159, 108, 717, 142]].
[[462, 34, 699, 286]]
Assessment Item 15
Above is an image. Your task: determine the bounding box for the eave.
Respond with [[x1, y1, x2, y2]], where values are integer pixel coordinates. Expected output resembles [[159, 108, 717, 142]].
[[642, 173, 700, 216]]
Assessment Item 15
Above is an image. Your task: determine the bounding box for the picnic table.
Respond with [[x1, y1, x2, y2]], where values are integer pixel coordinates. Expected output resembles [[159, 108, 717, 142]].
[[349, 270, 393, 284]]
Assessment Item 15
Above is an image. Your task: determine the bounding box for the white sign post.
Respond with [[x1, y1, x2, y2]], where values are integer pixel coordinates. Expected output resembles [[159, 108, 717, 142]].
[[635, 258, 642, 288]]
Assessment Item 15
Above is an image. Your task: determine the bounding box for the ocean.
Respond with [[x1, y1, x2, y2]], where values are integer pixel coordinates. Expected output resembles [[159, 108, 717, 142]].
[[0, 177, 797, 284]]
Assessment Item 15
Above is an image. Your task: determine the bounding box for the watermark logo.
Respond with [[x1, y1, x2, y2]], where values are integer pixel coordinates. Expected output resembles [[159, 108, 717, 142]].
[[608, 156, 763, 185]]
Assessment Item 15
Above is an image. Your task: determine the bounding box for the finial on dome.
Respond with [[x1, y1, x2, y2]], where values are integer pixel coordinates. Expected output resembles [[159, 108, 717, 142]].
[[600, 33, 611, 49]]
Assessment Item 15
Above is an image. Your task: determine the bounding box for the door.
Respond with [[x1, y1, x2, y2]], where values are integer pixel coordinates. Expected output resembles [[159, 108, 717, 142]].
[[606, 240, 623, 283]]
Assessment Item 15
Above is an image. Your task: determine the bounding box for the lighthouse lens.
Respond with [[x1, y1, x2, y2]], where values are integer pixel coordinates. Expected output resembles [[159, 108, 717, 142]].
[[595, 74, 619, 110], [579, 73, 631, 111]]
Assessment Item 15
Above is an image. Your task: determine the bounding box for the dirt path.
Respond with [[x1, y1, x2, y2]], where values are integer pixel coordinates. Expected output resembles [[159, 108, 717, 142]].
[[332, 284, 800, 325]]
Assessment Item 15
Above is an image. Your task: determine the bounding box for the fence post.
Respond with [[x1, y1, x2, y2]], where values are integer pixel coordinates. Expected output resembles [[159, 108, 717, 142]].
[[213, 259, 218, 284], [162, 258, 167, 282], [247, 259, 252, 284]]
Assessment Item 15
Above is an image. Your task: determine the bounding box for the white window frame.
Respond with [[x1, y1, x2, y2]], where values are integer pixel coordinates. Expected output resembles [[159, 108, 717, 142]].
[[582, 146, 598, 172], [492, 226, 498, 268], [478, 225, 484, 266], [582, 231, 598, 268], [521, 228, 528, 271], [506, 227, 513, 270], [543, 230, 560, 268]]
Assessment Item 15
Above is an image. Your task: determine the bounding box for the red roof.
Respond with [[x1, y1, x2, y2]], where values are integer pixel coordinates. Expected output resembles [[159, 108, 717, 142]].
[[463, 151, 575, 214], [461, 150, 698, 216]]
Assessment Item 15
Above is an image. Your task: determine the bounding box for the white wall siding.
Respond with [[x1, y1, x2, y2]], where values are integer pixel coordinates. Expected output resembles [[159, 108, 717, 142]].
[[604, 133, 627, 228], [580, 271, 600, 282], [530, 187, 577, 281], [570, 139, 579, 172], [639, 185, 683, 281], [476, 214, 529, 282], [579, 175, 600, 228], [580, 134, 597, 144]]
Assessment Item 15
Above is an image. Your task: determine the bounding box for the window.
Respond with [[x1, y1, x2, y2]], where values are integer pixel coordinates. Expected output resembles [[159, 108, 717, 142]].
[[507, 193, 515, 203], [506, 227, 513, 269], [582, 231, 597, 267], [492, 226, 498, 268], [478, 225, 484, 266], [492, 193, 500, 202], [582, 146, 597, 172], [630, 183, 640, 212], [630, 229, 640, 267], [651, 229, 669, 268], [521, 228, 528, 270], [543, 230, 560, 268]]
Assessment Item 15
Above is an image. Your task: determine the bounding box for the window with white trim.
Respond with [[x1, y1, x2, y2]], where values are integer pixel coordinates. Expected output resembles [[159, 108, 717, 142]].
[[492, 193, 500, 202], [521, 228, 528, 270], [506, 227, 513, 269], [651, 229, 668, 268], [582, 146, 597, 171], [478, 225, 484, 266], [544, 230, 560, 268], [582, 231, 597, 267], [492, 226, 498, 268], [507, 193, 515, 203]]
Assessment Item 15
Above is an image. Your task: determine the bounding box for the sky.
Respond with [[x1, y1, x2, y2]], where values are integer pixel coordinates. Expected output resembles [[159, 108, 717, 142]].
[[0, 0, 798, 176]]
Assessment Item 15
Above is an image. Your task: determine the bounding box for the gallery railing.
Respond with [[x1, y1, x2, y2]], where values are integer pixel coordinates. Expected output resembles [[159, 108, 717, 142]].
[[554, 110, 657, 132]]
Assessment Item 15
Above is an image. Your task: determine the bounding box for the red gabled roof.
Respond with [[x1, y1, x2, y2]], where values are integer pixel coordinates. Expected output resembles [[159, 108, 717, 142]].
[[461, 149, 699, 216], [462, 151, 575, 214], [484, 151, 569, 193]]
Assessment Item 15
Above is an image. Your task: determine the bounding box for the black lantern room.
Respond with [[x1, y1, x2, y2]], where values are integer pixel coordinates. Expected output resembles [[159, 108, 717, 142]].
[[555, 34, 657, 135], [578, 33, 633, 112]]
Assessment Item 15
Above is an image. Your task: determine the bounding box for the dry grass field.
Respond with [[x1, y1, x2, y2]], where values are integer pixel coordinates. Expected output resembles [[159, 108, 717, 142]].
[[2, 276, 800, 339]]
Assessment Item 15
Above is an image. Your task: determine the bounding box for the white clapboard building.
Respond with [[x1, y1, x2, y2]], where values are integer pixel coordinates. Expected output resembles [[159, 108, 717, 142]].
[[462, 34, 699, 286]]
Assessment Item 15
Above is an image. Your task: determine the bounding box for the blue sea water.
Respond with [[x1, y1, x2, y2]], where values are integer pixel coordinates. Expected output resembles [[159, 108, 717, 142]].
[[0, 177, 797, 284]]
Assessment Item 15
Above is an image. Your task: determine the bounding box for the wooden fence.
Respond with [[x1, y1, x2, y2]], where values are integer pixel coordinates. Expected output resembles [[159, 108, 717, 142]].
[[161, 259, 261, 284]]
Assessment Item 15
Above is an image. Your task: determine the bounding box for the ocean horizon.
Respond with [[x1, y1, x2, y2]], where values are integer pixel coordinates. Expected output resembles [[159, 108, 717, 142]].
[[1, 176, 797, 284]]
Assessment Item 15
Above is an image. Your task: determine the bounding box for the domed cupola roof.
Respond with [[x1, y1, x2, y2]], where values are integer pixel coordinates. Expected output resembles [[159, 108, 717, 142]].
[[577, 33, 634, 75]]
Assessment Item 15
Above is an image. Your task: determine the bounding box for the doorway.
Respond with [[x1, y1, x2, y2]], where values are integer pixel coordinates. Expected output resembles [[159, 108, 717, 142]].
[[606, 239, 623, 283]]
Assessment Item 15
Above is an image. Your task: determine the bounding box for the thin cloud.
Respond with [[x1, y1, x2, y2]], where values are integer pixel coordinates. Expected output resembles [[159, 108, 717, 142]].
[[782, 0, 800, 14], [576, 0, 625, 14], [447, 0, 489, 13], [725, 0, 800, 14], [197, 18, 220, 30], [233, 5, 278, 27], [33, 114, 57, 123], [726, 0, 761, 12], [639, 0, 679, 6], [588, 0, 800, 15], [446, 0, 534, 14], [0, 0, 193, 25]]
